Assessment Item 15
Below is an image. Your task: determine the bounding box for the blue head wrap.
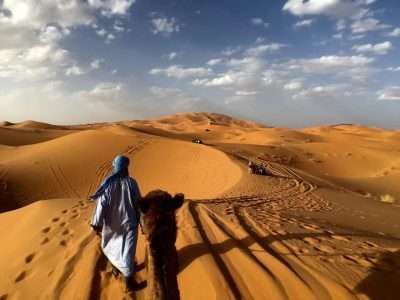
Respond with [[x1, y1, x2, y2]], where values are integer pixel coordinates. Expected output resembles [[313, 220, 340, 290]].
[[89, 155, 130, 200]]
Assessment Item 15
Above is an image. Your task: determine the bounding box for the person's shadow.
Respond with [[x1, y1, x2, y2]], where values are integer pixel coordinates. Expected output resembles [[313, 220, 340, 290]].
[[355, 250, 400, 300]]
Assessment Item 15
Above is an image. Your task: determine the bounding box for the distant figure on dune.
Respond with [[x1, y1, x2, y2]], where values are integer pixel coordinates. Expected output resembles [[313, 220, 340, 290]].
[[248, 161, 267, 175], [90, 155, 142, 292]]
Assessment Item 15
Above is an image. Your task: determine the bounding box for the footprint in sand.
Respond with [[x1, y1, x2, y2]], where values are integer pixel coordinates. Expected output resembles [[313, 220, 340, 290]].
[[59, 222, 66, 227], [41, 237, 49, 245], [14, 271, 27, 283], [41, 227, 51, 233], [61, 209, 68, 214], [61, 229, 69, 236], [331, 234, 351, 242], [52, 217, 60, 223], [314, 245, 335, 253], [70, 214, 79, 220], [0, 294, 8, 300], [361, 241, 378, 249], [25, 253, 35, 264], [300, 223, 323, 232], [342, 255, 374, 268], [59, 240, 67, 247], [303, 237, 320, 245]]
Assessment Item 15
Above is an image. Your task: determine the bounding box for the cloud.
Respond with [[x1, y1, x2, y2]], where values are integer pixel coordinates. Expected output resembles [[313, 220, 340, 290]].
[[80, 82, 124, 101], [245, 43, 286, 56], [192, 74, 236, 87], [0, 44, 69, 80], [386, 67, 400, 72], [90, 59, 104, 69], [65, 65, 85, 76], [235, 90, 258, 96], [150, 86, 183, 97], [283, 0, 363, 18], [149, 65, 212, 79], [294, 19, 314, 28], [387, 28, 400, 37], [351, 17, 391, 33], [292, 84, 351, 100], [88, 0, 136, 16], [250, 18, 269, 28], [352, 41, 393, 55], [284, 81, 303, 91], [167, 52, 177, 60], [287, 55, 374, 72], [377, 86, 400, 101], [207, 58, 223, 66], [151, 17, 181, 36], [39, 25, 70, 44], [0, 0, 94, 29]]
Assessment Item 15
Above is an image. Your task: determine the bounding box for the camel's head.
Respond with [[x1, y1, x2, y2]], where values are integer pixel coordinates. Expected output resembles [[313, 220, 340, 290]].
[[139, 190, 184, 216]]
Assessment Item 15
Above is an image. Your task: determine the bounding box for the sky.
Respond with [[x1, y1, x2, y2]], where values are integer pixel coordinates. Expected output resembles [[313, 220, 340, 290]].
[[0, 0, 399, 127]]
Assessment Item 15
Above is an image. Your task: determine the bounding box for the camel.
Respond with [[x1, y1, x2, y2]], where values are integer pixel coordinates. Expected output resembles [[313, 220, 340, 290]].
[[139, 190, 184, 300]]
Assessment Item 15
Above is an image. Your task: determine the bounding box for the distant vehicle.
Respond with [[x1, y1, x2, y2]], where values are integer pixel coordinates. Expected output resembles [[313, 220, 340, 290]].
[[192, 138, 203, 144], [248, 161, 268, 175]]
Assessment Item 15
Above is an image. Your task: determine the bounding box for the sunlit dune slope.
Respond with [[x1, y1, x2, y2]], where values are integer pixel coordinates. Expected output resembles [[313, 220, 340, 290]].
[[0, 125, 242, 211]]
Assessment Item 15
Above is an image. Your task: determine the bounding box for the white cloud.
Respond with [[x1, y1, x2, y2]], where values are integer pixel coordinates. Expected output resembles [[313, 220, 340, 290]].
[[150, 86, 183, 97], [292, 84, 350, 100], [88, 0, 135, 16], [39, 25, 70, 44], [377, 86, 400, 101], [336, 19, 347, 31], [284, 81, 303, 91], [294, 19, 314, 28], [194, 56, 266, 90], [151, 17, 181, 36], [251, 18, 269, 28], [90, 59, 104, 69], [0, 44, 69, 81], [168, 52, 177, 60], [149, 65, 212, 79], [352, 41, 393, 55], [235, 90, 258, 96], [221, 46, 242, 56], [65, 65, 85, 76], [386, 67, 400, 72], [207, 58, 223, 66], [351, 18, 390, 33], [192, 73, 236, 87], [113, 21, 125, 32], [333, 33, 343, 39], [245, 43, 286, 56], [96, 28, 108, 36], [283, 0, 363, 18], [84, 82, 123, 99], [288, 55, 374, 73], [106, 33, 115, 43], [387, 28, 400, 37]]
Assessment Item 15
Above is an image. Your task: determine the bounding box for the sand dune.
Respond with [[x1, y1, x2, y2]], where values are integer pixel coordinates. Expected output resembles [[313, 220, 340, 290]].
[[0, 112, 399, 299]]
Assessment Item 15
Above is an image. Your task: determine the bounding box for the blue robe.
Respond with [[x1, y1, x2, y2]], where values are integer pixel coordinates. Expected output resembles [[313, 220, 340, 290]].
[[91, 176, 141, 277]]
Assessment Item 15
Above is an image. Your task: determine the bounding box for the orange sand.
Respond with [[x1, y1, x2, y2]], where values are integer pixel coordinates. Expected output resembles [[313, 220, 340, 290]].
[[0, 112, 399, 299]]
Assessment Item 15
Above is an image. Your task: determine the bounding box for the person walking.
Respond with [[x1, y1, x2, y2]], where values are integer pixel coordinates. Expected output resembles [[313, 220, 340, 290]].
[[90, 155, 142, 292]]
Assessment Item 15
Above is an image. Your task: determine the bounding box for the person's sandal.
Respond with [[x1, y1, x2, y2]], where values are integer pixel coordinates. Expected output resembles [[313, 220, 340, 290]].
[[124, 276, 141, 292], [112, 266, 120, 277]]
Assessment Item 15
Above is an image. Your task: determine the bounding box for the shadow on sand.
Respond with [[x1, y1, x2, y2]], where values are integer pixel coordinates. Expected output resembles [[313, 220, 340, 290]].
[[355, 250, 400, 300], [177, 202, 400, 300]]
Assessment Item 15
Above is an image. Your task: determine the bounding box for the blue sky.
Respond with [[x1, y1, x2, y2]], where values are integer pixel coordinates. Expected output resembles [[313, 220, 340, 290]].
[[0, 0, 399, 127]]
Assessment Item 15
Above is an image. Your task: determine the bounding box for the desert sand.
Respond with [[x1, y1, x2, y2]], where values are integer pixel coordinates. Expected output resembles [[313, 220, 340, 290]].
[[0, 112, 399, 300]]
